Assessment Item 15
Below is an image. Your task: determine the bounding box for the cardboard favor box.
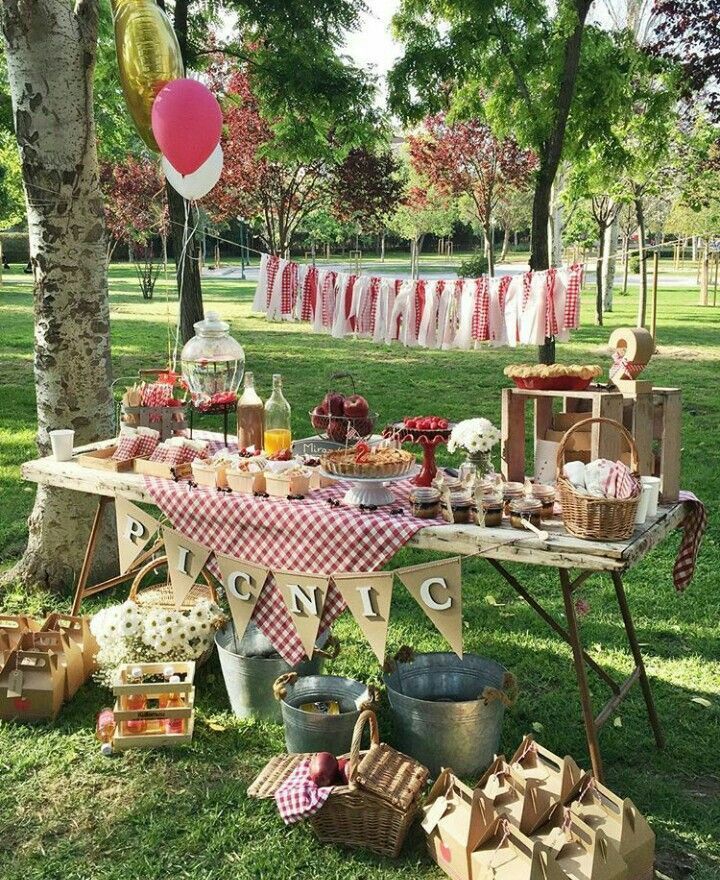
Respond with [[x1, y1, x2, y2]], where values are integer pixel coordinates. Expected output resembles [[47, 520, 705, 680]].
[[508, 736, 590, 805], [0, 647, 65, 721], [477, 758, 557, 836], [570, 782, 655, 880], [19, 631, 85, 700], [41, 613, 98, 678], [0, 615, 40, 651]]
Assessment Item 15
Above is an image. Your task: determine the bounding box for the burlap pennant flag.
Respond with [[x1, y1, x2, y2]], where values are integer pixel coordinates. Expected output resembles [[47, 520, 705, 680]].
[[333, 571, 394, 663], [396, 557, 463, 657], [274, 570, 331, 658], [162, 527, 213, 608], [215, 554, 269, 642], [115, 498, 159, 574]]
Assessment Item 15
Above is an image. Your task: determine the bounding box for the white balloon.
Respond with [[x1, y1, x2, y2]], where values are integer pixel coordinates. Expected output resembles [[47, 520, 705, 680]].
[[162, 143, 223, 200]]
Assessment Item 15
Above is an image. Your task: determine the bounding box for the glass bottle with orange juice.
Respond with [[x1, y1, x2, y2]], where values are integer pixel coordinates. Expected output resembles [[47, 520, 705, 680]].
[[264, 374, 291, 454]]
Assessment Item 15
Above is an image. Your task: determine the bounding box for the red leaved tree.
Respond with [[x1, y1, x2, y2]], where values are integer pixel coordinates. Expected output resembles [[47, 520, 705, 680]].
[[408, 116, 537, 275], [329, 147, 403, 253]]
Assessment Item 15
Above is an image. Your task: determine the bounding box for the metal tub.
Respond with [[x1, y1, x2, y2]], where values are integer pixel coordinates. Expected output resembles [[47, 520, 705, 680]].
[[383, 652, 516, 778], [274, 672, 372, 756], [215, 622, 332, 722]]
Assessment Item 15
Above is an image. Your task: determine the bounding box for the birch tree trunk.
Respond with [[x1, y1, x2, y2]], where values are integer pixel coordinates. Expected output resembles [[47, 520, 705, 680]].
[[0, 0, 116, 592], [602, 210, 619, 312]]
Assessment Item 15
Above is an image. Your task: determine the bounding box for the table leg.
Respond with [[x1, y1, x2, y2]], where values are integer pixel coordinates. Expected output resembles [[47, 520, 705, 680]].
[[560, 568, 604, 782], [71, 496, 111, 615], [611, 570, 665, 749]]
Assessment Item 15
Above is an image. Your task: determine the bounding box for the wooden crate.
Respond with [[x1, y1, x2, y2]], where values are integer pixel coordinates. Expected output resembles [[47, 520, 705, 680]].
[[111, 661, 196, 750], [121, 404, 187, 441], [133, 458, 192, 480], [75, 446, 140, 472]]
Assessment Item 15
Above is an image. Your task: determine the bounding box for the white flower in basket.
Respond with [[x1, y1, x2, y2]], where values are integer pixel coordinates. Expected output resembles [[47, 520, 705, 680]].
[[91, 598, 226, 687], [447, 418, 502, 455]]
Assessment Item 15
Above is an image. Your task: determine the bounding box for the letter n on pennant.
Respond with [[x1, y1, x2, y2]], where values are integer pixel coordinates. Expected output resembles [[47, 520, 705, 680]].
[[274, 571, 330, 658]]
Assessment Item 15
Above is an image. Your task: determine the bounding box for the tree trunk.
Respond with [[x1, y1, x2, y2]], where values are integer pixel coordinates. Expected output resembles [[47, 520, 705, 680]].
[[380, 230, 386, 263], [602, 209, 618, 312], [595, 222, 605, 326], [166, 180, 204, 349], [699, 241, 709, 306], [550, 182, 563, 267], [0, 0, 116, 592], [622, 234, 630, 294], [635, 193, 648, 328], [484, 225, 495, 277], [530, 0, 592, 363], [500, 226, 510, 262]]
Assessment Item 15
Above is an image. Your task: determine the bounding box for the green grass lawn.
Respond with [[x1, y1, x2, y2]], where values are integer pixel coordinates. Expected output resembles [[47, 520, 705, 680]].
[[0, 264, 718, 880]]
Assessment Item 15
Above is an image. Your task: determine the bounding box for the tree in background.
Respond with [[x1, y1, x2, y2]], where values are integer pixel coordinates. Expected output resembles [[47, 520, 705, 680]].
[[298, 207, 355, 259], [407, 117, 536, 277], [494, 187, 533, 262], [0, 0, 115, 592], [388, 181, 457, 277], [204, 61, 377, 256], [0, 129, 24, 229], [329, 147, 403, 256]]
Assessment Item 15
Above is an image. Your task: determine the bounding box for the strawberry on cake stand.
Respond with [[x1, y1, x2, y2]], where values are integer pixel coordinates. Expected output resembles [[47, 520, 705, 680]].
[[384, 417, 454, 487]]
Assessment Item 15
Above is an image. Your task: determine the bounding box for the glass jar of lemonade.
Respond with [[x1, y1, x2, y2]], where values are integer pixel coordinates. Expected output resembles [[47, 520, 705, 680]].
[[264, 374, 291, 454]]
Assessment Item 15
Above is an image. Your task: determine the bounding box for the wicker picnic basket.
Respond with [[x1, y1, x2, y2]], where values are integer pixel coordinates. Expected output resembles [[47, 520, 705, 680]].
[[556, 416, 641, 541], [129, 555, 218, 610], [248, 708, 428, 858]]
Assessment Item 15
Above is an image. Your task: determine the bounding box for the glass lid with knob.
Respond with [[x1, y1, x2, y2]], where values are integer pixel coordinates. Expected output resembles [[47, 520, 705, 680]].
[[180, 311, 245, 409]]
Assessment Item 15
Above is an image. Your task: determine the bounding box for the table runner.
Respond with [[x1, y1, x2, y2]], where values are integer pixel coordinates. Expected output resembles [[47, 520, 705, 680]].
[[143, 473, 445, 664]]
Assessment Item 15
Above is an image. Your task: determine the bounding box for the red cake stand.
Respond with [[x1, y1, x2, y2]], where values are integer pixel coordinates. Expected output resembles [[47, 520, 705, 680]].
[[384, 422, 454, 486]]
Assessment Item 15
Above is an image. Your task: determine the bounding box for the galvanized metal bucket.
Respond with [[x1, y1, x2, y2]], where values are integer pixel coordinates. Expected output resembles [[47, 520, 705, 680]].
[[215, 623, 337, 722], [383, 652, 517, 778], [273, 672, 378, 756]]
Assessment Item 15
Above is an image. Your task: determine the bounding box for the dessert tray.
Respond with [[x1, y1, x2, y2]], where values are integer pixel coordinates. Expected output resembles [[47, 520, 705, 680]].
[[318, 466, 421, 507]]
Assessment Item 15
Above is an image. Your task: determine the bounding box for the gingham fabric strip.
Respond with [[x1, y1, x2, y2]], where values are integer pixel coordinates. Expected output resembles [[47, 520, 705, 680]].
[[368, 276, 381, 334], [265, 255, 280, 309], [471, 276, 490, 342], [143, 464, 444, 664], [275, 759, 333, 824], [300, 265, 318, 322], [545, 267, 558, 338], [563, 263, 582, 329], [414, 279, 427, 337], [673, 491, 707, 592]]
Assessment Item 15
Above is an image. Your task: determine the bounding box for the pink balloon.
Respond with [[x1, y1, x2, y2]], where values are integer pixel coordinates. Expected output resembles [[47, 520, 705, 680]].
[[151, 79, 223, 175]]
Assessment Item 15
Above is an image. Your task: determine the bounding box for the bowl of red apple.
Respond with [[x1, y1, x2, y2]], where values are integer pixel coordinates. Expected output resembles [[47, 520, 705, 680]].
[[309, 390, 378, 444]]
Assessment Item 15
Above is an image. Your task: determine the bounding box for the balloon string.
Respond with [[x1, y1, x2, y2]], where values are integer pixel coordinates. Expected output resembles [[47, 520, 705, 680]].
[[172, 198, 201, 371]]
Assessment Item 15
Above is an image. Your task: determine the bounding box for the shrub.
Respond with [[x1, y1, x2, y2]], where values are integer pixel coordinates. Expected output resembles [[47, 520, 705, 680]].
[[457, 252, 489, 278], [1, 231, 29, 263], [629, 254, 641, 273]]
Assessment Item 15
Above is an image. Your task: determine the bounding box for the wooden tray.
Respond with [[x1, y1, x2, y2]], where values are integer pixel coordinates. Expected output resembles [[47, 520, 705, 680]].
[[134, 457, 192, 480], [75, 446, 139, 472]]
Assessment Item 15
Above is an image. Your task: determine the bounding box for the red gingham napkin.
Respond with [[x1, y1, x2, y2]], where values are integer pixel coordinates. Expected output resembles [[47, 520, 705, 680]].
[[142, 448, 445, 664], [545, 267, 558, 338], [601, 460, 640, 500], [281, 261, 298, 317], [275, 759, 333, 824], [141, 383, 174, 408], [112, 435, 141, 461], [300, 265, 318, 322], [673, 491, 707, 592], [563, 263, 583, 329], [135, 431, 160, 457], [471, 276, 490, 342], [266, 255, 280, 309]]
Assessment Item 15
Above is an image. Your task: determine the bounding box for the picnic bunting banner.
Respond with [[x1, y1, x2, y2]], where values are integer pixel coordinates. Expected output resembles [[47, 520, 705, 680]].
[[215, 554, 270, 643], [332, 571, 394, 663], [274, 571, 331, 658], [395, 557, 464, 658], [115, 498, 159, 574], [162, 527, 213, 608]]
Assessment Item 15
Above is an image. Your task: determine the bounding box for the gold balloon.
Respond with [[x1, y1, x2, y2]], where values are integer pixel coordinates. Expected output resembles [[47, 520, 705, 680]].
[[111, 0, 184, 151]]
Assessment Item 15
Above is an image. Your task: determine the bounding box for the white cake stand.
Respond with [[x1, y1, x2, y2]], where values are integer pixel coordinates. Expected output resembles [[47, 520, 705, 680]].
[[319, 466, 420, 507]]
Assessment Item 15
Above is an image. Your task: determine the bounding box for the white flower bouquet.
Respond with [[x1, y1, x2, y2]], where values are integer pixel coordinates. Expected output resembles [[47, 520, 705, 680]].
[[447, 418, 501, 455], [90, 599, 225, 687]]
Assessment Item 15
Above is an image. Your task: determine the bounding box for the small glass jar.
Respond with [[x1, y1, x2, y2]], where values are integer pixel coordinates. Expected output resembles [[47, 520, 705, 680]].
[[442, 476, 463, 494], [481, 496, 504, 528], [410, 486, 442, 520], [502, 482, 525, 515], [449, 491, 474, 524], [531, 483, 556, 519], [509, 497, 543, 531]]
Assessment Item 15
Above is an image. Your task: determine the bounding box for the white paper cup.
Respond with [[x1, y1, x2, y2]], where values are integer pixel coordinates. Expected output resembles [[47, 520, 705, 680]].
[[49, 429, 74, 462], [641, 476, 661, 517], [634, 482, 652, 525]]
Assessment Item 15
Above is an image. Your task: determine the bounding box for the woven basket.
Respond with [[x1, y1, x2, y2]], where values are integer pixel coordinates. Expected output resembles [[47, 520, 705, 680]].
[[556, 417, 641, 541], [249, 709, 428, 858]]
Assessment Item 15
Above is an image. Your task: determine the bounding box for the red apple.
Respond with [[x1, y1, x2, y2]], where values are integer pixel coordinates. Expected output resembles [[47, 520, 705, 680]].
[[336, 756, 350, 784], [343, 394, 370, 419], [327, 419, 348, 443], [311, 403, 330, 431], [309, 751, 338, 788], [352, 416, 373, 438], [324, 392, 345, 417]]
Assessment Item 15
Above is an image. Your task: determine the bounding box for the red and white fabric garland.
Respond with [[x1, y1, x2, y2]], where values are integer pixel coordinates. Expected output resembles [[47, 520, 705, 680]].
[[252, 255, 584, 349]]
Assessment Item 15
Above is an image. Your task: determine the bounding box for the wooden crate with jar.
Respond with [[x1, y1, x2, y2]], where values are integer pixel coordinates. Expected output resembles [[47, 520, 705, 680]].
[[111, 661, 196, 751]]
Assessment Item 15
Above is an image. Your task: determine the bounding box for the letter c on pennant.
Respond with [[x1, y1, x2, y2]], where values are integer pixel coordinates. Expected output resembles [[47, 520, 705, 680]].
[[227, 571, 252, 601], [420, 577, 452, 611]]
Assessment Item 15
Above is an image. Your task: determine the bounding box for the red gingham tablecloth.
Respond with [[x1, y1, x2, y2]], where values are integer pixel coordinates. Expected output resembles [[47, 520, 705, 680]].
[[143, 469, 444, 664]]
